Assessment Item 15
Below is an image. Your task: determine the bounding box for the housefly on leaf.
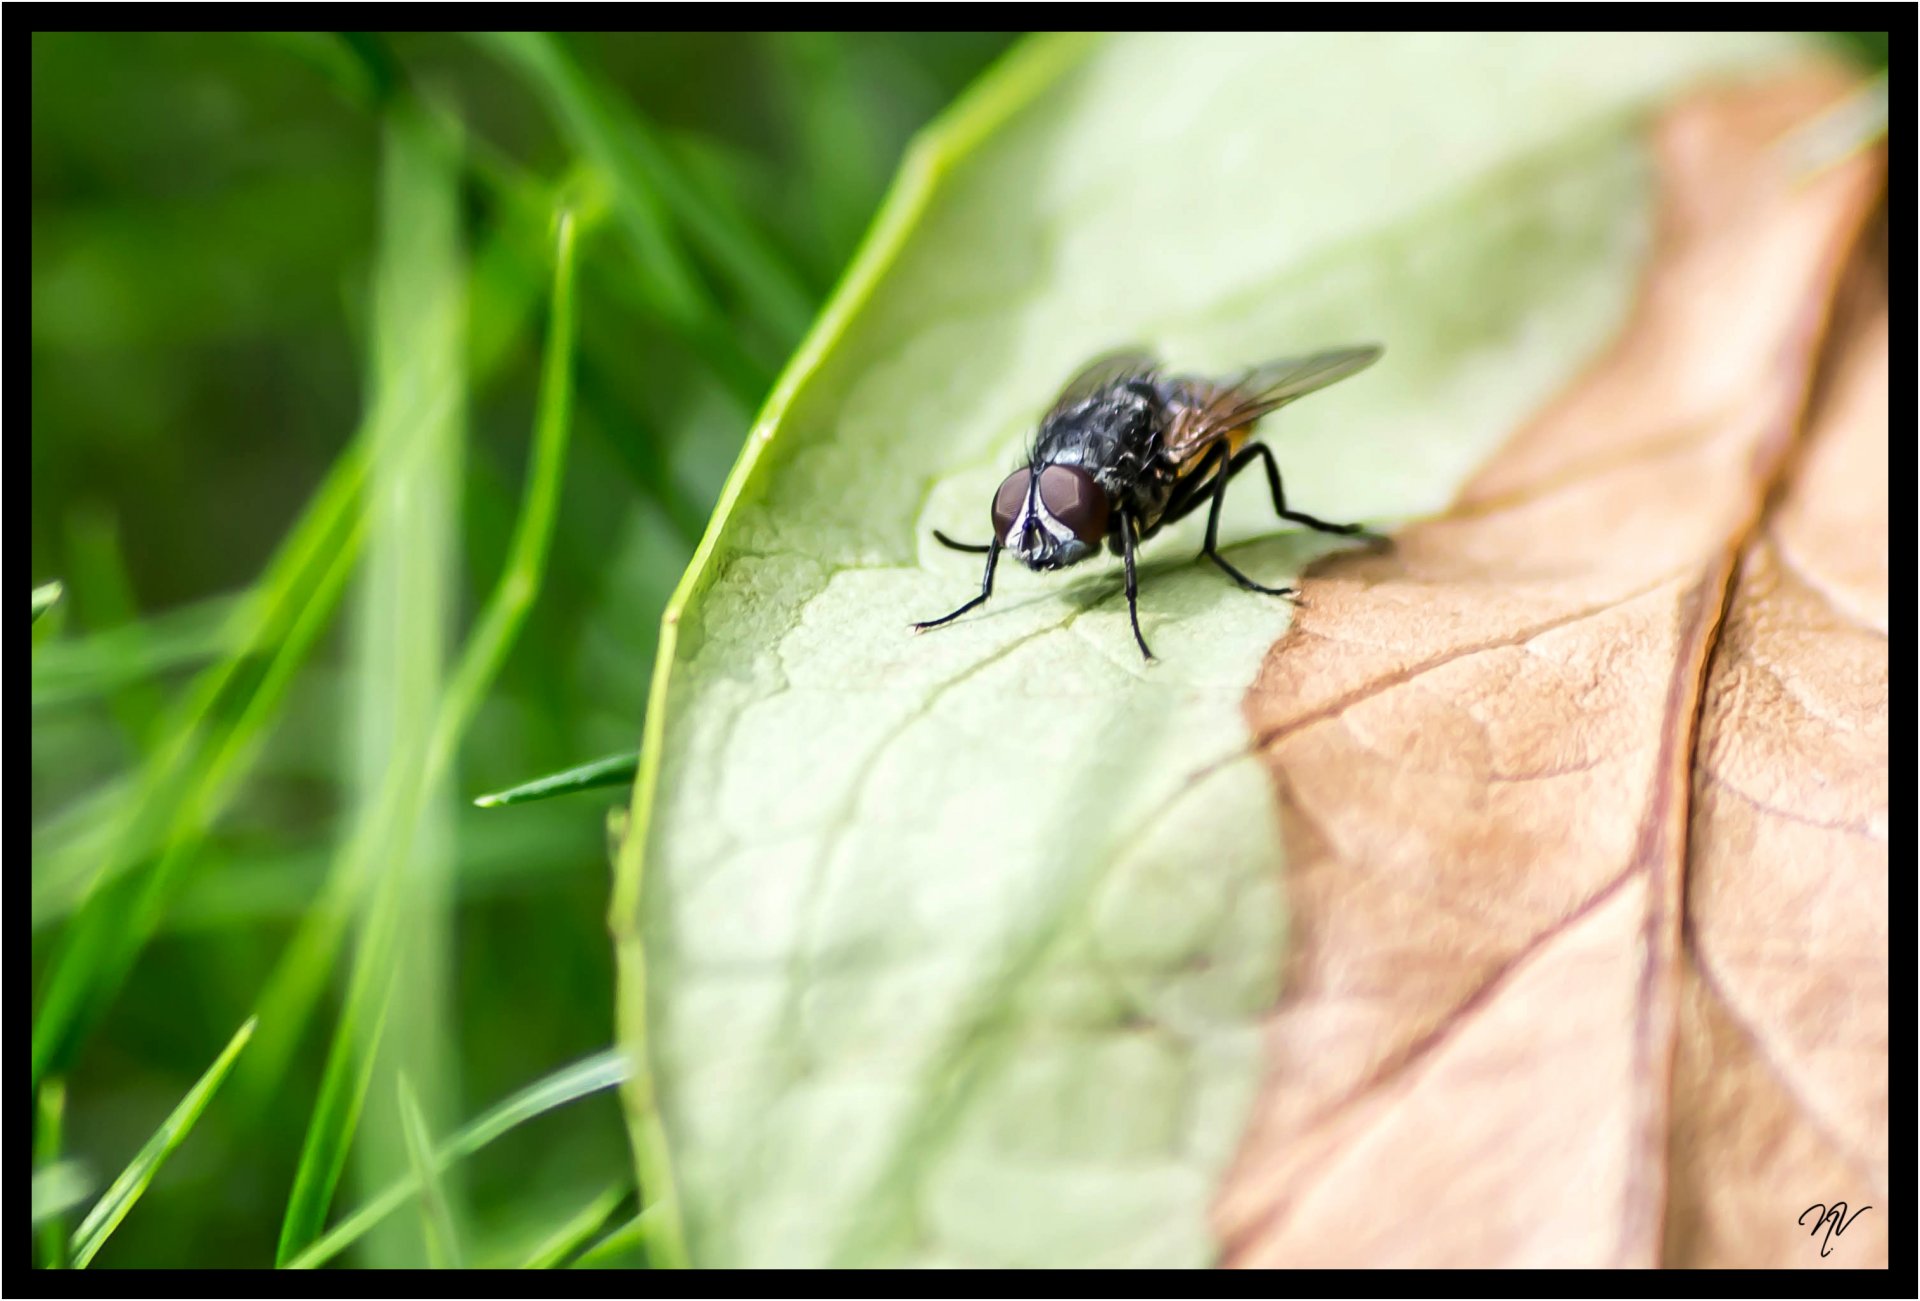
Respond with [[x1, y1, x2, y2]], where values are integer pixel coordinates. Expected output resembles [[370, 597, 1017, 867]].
[[913, 345, 1383, 660]]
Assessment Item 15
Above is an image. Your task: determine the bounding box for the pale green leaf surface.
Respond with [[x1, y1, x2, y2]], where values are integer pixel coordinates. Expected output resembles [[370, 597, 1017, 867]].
[[622, 31, 1796, 1267]]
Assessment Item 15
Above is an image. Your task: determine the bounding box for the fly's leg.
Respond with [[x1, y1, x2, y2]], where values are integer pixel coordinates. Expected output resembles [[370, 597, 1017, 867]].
[[1237, 442, 1371, 537], [1119, 511, 1155, 662], [912, 540, 1000, 631], [1203, 448, 1300, 598], [932, 529, 993, 554]]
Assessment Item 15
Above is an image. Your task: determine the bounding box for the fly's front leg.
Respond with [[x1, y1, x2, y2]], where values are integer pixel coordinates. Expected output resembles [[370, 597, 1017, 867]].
[[1119, 511, 1155, 662], [912, 539, 1000, 632], [932, 529, 993, 554]]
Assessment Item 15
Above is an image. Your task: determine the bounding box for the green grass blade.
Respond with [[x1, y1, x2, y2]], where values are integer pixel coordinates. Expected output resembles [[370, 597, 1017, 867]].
[[161, 808, 575, 935], [437, 1050, 631, 1170], [762, 33, 886, 281], [344, 91, 469, 1268], [426, 207, 577, 775], [69, 1016, 256, 1269], [568, 1209, 653, 1269], [30, 592, 244, 712], [32, 580, 64, 624], [31, 441, 364, 929], [253, 31, 388, 109], [247, 202, 581, 1104], [285, 1048, 631, 1270], [31, 522, 364, 1075], [28, 166, 545, 915], [1825, 30, 1889, 68], [473, 750, 639, 808], [470, 33, 696, 315], [475, 32, 812, 343], [470, 30, 776, 403], [62, 506, 167, 745], [276, 961, 396, 1264], [514, 1183, 631, 1269], [35, 1081, 76, 1267], [397, 1075, 463, 1268], [275, 95, 468, 1267], [573, 347, 713, 545], [270, 202, 579, 1265]]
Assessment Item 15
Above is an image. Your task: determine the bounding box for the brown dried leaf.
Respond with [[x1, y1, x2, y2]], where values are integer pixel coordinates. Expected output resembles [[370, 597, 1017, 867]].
[[1665, 237, 1889, 1269], [1217, 73, 1888, 1269]]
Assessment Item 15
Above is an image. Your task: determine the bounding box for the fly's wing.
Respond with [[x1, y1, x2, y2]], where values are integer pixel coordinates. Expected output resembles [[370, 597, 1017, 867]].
[[1042, 348, 1161, 421], [1164, 345, 1382, 464]]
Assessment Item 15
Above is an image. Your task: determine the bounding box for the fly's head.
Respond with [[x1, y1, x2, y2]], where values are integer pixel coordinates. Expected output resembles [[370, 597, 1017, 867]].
[[991, 463, 1110, 571]]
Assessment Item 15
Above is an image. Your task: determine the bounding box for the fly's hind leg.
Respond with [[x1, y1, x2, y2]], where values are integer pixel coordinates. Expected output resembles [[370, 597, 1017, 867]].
[[1201, 446, 1300, 598], [1238, 442, 1373, 538]]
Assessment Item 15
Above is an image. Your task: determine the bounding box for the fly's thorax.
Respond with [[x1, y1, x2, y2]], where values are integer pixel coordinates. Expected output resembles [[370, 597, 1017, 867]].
[[1033, 380, 1163, 470]]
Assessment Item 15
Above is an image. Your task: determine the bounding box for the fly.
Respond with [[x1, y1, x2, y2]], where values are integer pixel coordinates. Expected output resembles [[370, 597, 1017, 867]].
[[912, 345, 1383, 660]]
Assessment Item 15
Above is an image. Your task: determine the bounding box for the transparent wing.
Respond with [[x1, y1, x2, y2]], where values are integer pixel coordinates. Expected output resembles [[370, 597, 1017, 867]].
[[1165, 345, 1382, 462], [1043, 348, 1160, 420]]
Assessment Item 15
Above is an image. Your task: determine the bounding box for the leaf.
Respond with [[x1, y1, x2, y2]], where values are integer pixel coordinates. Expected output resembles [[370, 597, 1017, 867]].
[[612, 32, 1815, 1267], [69, 1017, 256, 1268], [1213, 77, 1884, 1266], [1665, 225, 1888, 1268]]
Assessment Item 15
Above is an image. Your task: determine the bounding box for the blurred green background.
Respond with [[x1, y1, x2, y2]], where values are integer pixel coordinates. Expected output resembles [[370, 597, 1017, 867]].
[[30, 31, 1014, 1269]]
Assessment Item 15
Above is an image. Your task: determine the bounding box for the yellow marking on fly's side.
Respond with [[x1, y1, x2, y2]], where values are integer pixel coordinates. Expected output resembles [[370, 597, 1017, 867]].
[[1172, 422, 1255, 481]]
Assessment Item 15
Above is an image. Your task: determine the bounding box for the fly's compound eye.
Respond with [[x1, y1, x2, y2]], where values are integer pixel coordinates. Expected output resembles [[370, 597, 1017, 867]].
[[991, 468, 1032, 543], [1036, 464, 1109, 545]]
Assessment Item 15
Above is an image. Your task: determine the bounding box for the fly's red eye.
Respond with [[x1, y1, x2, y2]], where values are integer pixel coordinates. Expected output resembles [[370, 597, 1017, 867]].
[[1037, 465, 1108, 544], [991, 469, 1031, 543]]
